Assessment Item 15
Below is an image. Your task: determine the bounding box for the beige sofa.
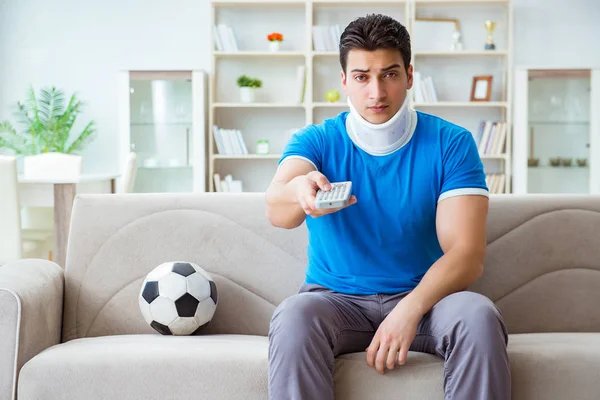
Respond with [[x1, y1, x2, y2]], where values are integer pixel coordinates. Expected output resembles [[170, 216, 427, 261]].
[[2, 193, 600, 400]]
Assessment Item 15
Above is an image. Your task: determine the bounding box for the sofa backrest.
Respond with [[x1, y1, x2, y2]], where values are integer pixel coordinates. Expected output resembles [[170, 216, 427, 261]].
[[62, 193, 600, 342]]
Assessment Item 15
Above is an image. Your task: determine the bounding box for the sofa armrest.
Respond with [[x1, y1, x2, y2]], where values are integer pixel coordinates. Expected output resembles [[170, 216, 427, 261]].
[[0, 259, 64, 400]]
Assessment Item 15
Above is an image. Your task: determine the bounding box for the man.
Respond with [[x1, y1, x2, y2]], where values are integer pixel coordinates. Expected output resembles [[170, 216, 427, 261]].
[[264, 13, 510, 400]]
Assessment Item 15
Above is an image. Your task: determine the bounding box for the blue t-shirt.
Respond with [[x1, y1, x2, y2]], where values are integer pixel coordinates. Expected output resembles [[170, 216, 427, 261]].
[[279, 110, 488, 295]]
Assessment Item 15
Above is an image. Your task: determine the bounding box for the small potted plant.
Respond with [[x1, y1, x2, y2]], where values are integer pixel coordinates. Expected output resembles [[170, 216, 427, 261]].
[[267, 32, 283, 52], [549, 157, 561, 167], [237, 75, 262, 103], [0, 85, 96, 178]]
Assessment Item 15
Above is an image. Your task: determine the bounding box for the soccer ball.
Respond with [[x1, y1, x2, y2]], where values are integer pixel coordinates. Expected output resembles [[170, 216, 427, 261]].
[[138, 261, 218, 335]]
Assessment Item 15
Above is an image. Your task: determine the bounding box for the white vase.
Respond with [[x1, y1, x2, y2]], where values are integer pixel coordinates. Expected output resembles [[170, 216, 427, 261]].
[[240, 87, 256, 103], [269, 41, 280, 52]]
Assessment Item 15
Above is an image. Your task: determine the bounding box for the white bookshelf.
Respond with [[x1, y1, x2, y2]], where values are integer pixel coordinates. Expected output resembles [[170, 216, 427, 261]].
[[208, 0, 513, 193]]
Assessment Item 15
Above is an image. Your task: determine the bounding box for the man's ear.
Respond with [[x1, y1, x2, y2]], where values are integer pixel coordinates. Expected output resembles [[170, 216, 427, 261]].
[[341, 70, 348, 96], [406, 65, 414, 90]]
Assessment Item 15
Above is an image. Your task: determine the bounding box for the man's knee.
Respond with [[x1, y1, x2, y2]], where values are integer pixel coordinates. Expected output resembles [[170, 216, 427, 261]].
[[269, 292, 334, 341], [448, 291, 508, 345]]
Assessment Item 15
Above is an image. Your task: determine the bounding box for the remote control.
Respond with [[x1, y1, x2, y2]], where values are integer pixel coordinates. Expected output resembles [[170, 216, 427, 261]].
[[314, 181, 353, 209]]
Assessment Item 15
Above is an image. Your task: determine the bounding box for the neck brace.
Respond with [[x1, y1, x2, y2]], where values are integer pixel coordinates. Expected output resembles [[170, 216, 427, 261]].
[[346, 94, 417, 156]]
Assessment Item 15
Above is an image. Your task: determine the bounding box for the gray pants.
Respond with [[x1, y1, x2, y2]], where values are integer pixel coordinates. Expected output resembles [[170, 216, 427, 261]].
[[268, 284, 510, 400]]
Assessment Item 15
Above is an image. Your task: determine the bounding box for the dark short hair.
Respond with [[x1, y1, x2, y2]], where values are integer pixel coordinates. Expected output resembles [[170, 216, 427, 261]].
[[339, 14, 411, 73]]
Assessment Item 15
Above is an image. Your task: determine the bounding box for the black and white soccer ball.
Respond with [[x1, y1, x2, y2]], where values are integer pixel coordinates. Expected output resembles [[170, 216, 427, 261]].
[[138, 261, 218, 335]]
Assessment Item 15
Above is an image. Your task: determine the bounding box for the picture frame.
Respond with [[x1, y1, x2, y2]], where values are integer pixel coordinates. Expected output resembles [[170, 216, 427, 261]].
[[470, 75, 493, 101], [413, 17, 461, 52]]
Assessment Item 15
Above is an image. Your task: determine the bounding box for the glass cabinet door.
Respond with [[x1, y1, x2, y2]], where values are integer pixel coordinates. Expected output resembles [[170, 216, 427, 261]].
[[128, 71, 194, 193], [514, 68, 600, 194], [527, 69, 590, 193]]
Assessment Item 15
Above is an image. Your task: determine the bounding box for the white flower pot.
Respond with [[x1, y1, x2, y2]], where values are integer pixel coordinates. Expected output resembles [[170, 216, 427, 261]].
[[23, 152, 82, 180], [269, 41, 281, 52], [240, 87, 257, 103]]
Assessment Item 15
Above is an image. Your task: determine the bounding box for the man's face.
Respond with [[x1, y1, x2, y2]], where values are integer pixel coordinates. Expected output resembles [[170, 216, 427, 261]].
[[341, 48, 413, 125]]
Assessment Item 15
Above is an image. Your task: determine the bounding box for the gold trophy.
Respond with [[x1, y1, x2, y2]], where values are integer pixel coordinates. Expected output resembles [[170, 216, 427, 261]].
[[484, 20, 496, 50]]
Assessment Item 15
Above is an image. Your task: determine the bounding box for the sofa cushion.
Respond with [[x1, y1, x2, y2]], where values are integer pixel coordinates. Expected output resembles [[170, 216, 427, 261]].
[[17, 333, 600, 400], [336, 332, 600, 400], [19, 334, 269, 400]]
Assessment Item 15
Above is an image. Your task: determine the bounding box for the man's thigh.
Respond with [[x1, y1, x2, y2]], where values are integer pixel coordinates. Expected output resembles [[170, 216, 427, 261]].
[[277, 283, 380, 356]]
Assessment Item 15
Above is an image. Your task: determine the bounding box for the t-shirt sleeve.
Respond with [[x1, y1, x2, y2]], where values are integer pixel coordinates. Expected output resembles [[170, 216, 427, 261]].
[[278, 125, 322, 172], [438, 129, 489, 202]]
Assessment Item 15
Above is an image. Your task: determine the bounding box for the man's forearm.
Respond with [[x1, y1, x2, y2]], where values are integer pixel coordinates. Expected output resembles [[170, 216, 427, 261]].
[[265, 179, 306, 229], [403, 246, 484, 317]]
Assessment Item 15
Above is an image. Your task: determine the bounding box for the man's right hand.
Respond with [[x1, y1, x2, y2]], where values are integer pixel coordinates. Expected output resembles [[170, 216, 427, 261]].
[[292, 171, 357, 218]]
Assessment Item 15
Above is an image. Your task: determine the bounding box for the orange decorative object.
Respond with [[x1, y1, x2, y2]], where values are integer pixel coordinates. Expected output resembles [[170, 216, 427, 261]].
[[267, 32, 284, 42]]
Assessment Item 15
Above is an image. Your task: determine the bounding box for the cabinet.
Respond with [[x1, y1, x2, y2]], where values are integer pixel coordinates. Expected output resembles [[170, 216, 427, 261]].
[[513, 67, 600, 194], [118, 70, 208, 193]]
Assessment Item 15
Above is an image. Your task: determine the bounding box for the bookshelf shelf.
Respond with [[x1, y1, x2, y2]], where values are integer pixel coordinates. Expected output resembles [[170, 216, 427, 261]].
[[209, 0, 513, 193], [213, 0, 305, 5], [313, 0, 404, 4], [480, 154, 508, 160], [215, 51, 306, 58], [413, 101, 509, 108], [414, 50, 508, 57], [312, 102, 348, 108], [312, 51, 339, 57], [212, 103, 306, 108], [311, 50, 508, 58], [414, 0, 509, 4], [138, 165, 193, 170], [213, 154, 282, 160]]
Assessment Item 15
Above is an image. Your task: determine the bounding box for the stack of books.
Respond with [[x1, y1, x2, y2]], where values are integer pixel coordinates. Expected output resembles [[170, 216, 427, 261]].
[[312, 25, 341, 51], [412, 72, 438, 103], [474, 121, 508, 156], [213, 24, 238, 52], [213, 173, 243, 193], [485, 173, 506, 194], [212, 126, 248, 155]]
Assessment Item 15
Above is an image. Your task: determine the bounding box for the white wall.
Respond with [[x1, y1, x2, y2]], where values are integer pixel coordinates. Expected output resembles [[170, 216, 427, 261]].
[[513, 0, 600, 68], [0, 0, 599, 173], [0, 0, 210, 173]]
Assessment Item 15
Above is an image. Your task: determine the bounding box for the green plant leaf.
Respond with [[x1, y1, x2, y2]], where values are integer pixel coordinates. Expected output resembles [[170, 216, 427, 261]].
[[237, 75, 262, 88], [38, 87, 65, 125], [56, 94, 82, 152], [38, 87, 66, 151], [65, 120, 96, 154], [0, 121, 29, 154]]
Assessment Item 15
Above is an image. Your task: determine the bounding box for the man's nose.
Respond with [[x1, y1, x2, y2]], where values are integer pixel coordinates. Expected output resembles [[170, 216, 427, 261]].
[[368, 79, 386, 100]]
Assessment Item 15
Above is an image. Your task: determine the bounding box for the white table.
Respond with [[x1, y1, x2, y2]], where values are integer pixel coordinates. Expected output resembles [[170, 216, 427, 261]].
[[18, 173, 120, 268]]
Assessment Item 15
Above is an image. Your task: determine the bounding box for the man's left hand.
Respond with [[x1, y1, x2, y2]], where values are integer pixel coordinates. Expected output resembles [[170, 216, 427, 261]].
[[366, 299, 423, 374]]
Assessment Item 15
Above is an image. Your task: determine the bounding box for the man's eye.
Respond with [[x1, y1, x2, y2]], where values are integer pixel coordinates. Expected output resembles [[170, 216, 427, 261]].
[[354, 75, 367, 82], [385, 72, 397, 78]]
